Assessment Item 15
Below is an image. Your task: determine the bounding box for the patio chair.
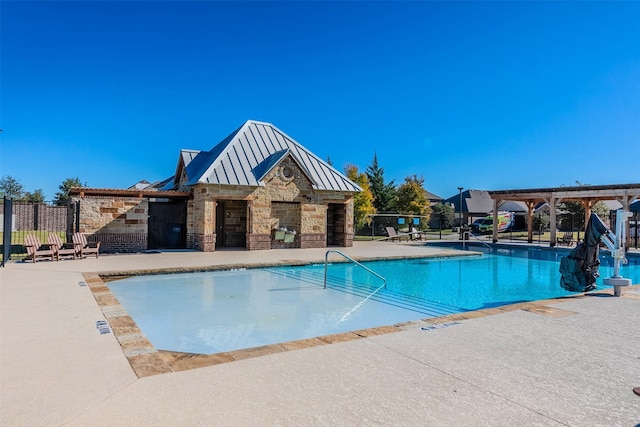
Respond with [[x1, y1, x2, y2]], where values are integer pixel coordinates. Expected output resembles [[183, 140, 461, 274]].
[[557, 232, 574, 246], [410, 227, 425, 241], [23, 234, 56, 263], [386, 227, 410, 242], [72, 232, 101, 258], [48, 234, 79, 260]]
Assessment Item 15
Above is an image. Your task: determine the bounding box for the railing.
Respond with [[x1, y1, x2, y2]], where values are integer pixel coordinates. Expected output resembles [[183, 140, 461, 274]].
[[1, 200, 73, 263], [324, 250, 386, 289], [462, 231, 494, 250]]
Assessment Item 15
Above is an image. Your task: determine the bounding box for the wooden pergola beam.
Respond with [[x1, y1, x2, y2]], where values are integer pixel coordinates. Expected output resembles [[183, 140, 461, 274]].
[[488, 184, 640, 246]]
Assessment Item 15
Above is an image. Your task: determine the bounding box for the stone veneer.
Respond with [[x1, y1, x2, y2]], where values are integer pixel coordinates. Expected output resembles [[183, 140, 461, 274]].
[[182, 155, 355, 252], [71, 196, 149, 253], [71, 155, 356, 253]]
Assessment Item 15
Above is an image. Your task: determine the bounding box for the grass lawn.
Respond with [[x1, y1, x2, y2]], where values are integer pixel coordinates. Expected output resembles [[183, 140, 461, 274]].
[[0, 230, 67, 261]]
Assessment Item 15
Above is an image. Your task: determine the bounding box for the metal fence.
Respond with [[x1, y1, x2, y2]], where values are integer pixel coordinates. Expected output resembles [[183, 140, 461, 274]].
[[1, 199, 75, 263], [355, 211, 639, 250]]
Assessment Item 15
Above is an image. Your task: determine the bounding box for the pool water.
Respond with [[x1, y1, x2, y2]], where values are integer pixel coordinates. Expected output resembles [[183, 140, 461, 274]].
[[108, 247, 640, 355]]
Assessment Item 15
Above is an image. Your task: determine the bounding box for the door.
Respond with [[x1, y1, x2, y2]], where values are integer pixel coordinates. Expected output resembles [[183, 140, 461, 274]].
[[215, 201, 247, 248], [148, 200, 187, 249]]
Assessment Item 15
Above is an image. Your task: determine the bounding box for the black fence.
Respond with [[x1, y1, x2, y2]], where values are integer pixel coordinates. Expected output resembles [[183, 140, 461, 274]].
[[354, 210, 639, 249], [1, 198, 76, 263]]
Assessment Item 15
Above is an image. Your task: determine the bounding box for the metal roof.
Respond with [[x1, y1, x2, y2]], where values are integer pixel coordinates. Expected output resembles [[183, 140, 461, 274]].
[[445, 189, 494, 214], [177, 120, 361, 192]]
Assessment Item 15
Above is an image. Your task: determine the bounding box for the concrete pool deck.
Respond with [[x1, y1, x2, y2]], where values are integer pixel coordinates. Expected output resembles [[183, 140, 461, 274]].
[[1, 241, 639, 426]]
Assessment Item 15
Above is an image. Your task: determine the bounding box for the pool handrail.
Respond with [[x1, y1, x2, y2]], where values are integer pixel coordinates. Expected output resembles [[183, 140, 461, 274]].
[[324, 250, 386, 289], [462, 231, 493, 250]]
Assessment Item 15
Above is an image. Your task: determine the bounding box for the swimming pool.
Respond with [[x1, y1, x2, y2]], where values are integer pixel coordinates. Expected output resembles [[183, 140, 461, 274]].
[[108, 246, 640, 355]]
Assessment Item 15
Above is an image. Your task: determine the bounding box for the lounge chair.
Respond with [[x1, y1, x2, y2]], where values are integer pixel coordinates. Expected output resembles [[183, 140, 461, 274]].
[[72, 232, 100, 258], [557, 232, 574, 246], [386, 227, 410, 242], [23, 234, 56, 262], [48, 234, 79, 260]]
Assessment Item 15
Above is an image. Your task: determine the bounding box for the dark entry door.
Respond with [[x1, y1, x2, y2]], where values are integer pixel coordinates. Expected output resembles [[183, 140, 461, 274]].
[[148, 200, 187, 249]]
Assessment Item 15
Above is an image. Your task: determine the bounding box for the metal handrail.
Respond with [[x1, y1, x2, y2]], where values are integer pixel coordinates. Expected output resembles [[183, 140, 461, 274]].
[[462, 231, 494, 250], [324, 250, 386, 289]]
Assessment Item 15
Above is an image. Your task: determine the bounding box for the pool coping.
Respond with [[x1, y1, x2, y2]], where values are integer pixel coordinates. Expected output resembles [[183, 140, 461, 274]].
[[83, 253, 640, 378]]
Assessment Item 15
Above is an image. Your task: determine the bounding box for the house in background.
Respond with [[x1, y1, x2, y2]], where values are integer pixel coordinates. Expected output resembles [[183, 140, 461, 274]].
[[444, 189, 532, 229], [444, 189, 494, 226], [70, 120, 361, 253], [426, 191, 443, 205]]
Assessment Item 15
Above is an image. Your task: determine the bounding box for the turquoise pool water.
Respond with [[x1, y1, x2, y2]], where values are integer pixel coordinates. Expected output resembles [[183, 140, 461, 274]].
[[108, 247, 640, 355]]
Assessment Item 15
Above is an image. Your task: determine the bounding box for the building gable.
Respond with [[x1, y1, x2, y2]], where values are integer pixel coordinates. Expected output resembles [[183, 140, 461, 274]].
[[176, 120, 361, 192]]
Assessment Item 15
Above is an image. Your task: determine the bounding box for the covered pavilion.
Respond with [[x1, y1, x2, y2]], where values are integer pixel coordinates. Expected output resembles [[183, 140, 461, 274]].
[[488, 183, 640, 246]]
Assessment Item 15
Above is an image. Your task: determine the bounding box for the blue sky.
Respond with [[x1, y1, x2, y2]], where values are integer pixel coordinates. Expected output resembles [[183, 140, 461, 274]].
[[1, 1, 639, 201]]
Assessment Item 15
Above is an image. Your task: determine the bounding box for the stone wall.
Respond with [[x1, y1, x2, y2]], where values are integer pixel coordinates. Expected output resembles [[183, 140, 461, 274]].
[[189, 154, 355, 251], [190, 188, 215, 251], [71, 196, 149, 253], [69, 155, 356, 253], [271, 201, 301, 248]]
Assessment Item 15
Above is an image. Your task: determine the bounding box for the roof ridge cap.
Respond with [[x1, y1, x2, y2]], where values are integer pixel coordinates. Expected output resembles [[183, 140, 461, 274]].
[[244, 119, 272, 127]]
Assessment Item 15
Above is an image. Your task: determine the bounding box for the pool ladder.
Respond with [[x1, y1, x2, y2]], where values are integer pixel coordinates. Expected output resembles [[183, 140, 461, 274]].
[[324, 250, 386, 289]]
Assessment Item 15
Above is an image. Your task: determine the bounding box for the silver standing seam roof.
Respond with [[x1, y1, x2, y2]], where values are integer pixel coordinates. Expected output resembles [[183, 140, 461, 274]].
[[168, 120, 361, 192]]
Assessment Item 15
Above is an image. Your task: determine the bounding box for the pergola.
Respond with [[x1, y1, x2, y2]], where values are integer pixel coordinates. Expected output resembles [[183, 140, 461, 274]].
[[488, 184, 640, 246]]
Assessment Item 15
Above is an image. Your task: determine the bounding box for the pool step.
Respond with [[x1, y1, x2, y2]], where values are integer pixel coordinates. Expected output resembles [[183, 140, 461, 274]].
[[267, 268, 464, 318], [329, 281, 464, 318]]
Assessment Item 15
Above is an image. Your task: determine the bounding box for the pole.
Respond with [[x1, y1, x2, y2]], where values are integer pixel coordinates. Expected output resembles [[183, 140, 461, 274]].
[[371, 218, 374, 241], [457, 187, 463, 240], [2, 197, 13, 267]]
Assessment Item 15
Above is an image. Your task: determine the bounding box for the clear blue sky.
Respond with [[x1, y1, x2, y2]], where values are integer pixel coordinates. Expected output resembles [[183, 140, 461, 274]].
[[1, 1, 639, 201]]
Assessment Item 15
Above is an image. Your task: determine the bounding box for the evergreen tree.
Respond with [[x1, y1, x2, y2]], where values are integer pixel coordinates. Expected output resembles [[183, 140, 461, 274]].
[[345, 164, 376, 229], [0, 175, 25, 199], [24, 189, 46, 203], [365, 153, 396, 212], [54, 177, 85, 206]]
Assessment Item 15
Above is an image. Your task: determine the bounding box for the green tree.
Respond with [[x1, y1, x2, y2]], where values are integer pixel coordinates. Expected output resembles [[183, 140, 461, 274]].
[[559, 200, 610, 230], [592, 201, 610, 221], [533, 212, 550, 232], [54, 177, 85, 206], [558, 182, 611, 229], [0, 175, 25, 199], [395, 175, 432, 222], [345, 164, 376, 229], [365, 153, 396, 212], [24, 189, 46, 203], [431, 202, 456, 229]]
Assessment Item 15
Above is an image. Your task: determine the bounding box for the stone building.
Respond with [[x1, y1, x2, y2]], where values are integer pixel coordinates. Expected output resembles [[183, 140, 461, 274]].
[[69, 120, 361, 253]]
